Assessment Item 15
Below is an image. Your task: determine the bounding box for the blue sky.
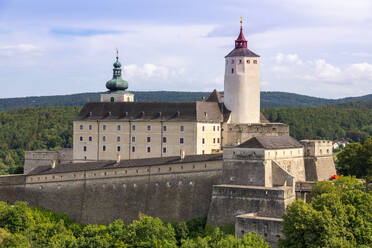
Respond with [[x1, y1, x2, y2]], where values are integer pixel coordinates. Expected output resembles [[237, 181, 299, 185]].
[[0, 0, 372, 98]]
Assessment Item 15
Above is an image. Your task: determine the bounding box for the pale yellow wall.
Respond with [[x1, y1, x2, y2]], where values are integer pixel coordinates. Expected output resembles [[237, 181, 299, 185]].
[[100, 93, 134, 102], [196, 123, 222, 154], [73, 120, 221, 162]]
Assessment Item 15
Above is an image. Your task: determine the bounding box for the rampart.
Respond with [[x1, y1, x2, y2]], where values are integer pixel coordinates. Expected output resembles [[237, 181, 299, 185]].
[[0, 155, 223, 224]]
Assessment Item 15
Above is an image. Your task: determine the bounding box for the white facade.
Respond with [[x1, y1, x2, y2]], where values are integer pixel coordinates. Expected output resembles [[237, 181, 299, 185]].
[[101, 92, 134, 102], [224, 56, 260, 124]]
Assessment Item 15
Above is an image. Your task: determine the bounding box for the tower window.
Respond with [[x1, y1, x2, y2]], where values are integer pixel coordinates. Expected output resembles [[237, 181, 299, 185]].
[[132, 136, 135, 142], [117, 146, 120, 152], [117, 136, 120, 142], [163, 137, 167, 143], [132, 125, 136, 131], [147, 137, 151, 143], [147, 125, 151, 131], [89, 125, 92, 130], [247, 60, 250, 64], [163, 147, 167, 153], [102, 136, 106, 142], [239, 59, 242, 64], [213, 126, 216, 131], [83, 146, 87, 152], [180, 138, 184, 144], [253, 60, 257, 64], [163, 126, 167, 131], [110, 97, 115, 102], [80, 136, 83, 141], [217, 126, 220, 131], [147, 147, 151, 153], [103, 125, 106, 130], [103, 145, 106, 151], [180, 125, 184, 132], [132, 146, 135, 152], [217, 138, 220, 143], [202, 126, 205, 131], [202, 138, 205, 144], [213, 138, 216, 144], [231, 68, 234, 74], [80, 125, 83, 130], [117, 125, 121, 131], [89, 136, 92, 141]]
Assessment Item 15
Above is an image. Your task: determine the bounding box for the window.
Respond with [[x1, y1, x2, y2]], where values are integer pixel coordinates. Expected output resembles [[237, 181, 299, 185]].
[[117, 136, 120, 142], [217, 126, 219, 131], [117, 125, 121, 131], [163, 126, 167, 131], [83, 146, 87, 152], [80, 125, 83, 130], [202, 150, 205, 154], [117, 146, 120, 152], [132, 146, 135, 152], [202, 126, 205, 131], [103, 125, 106, 130], [213, 138, 216, 144], [103, 145, 106, 151], [89, 125, 92, 130], [213, 126, 216, 131], [147, 147, 151, 153], [132, 136, 135, 142], [247, 60, 250, 64], [239, 59, 242, 64], [231, 59, 234, 64], [163, 137, 167, 143], [163, 147, 167, 153], [127, 97, 130, 101], [217, 138, 220, 143], [103, 136, 106, 142], [180, 138, 184, 144], [147, 137, 151, 143], [89, 136, 92, 141], [147, 125, 151, 131], [180, 125, 184, 132], [80, 136, 83, 141], [132, 125, 136, 131], [253, 60, 257, 64], [110, 97, 114, 102], [231, 68, 234, 73], [202, 138, 205, 144]]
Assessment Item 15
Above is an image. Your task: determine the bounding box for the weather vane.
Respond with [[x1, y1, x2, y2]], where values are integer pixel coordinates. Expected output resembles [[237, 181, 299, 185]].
[[116, 48, 119, 58]]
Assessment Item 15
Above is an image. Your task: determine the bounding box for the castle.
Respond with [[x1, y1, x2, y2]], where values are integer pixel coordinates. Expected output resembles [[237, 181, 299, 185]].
[[0, 21, 336, 247]]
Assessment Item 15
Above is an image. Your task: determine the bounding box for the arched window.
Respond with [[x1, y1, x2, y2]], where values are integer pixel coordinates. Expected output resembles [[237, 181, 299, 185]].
[[110, 97, 115, 102]]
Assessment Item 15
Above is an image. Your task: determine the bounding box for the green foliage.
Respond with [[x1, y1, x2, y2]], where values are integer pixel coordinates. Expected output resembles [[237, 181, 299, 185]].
[[336, 137, 372, 180], [262, 102, 372, 142], [280, 176, 372, 248], [0, 106, 81, 174], [0, 202, 269, 247]]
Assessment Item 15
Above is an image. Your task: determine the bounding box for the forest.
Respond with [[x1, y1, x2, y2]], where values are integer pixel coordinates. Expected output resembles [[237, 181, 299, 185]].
[[0, 102, 371, 175]]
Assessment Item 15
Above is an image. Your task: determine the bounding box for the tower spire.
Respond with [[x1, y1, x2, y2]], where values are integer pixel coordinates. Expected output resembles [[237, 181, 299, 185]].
[[105, 50, 128, 92], [235, 17, 247, 48]]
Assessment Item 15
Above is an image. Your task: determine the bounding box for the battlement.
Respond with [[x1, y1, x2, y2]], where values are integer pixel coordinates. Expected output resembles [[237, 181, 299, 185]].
[[300, 140, 333, 157]]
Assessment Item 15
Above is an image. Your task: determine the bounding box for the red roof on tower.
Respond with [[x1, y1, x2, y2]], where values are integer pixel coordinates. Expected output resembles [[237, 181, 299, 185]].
[[225, 18, 259, 58]]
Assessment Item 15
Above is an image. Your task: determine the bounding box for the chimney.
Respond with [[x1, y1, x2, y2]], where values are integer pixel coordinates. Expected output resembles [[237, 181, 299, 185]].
[[201, 96, 205, 101], [116, 154, 121, 164], [51, 160, 56, 169], [180, 148, 185, 160]]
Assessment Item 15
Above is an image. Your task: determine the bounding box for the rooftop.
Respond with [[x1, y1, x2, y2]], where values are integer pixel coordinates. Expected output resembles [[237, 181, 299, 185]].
[[28, 153, 223, 175], [238, 136, 303, 149]]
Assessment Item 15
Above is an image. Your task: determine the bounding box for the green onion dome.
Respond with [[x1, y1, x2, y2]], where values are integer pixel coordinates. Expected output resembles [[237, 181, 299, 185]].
[[106, 56, 128, 91]]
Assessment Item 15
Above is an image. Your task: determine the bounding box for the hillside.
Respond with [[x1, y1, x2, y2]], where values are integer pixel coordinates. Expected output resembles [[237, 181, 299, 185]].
[[1, 91, 371, 111]]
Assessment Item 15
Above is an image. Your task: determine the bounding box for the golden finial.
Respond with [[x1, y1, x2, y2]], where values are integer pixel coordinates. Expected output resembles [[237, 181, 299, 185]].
[[240, 17, 243, 26]]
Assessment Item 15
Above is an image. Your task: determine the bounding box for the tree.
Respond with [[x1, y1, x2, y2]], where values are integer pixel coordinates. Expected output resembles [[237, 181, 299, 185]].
[[280, 176, 372, 248], [337, 137, 372, 182]]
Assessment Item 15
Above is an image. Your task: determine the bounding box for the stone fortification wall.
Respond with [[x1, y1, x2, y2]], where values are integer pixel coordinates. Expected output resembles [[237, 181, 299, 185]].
[[223, 123, 289, 147], [0, 160, 222, 224], [235, 214, 283, 248], [24, 149, 73, 174], [207, 185, 295, 226]]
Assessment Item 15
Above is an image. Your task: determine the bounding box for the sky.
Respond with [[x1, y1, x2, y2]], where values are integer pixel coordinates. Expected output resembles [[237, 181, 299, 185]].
[[0, 0, 372, 99]]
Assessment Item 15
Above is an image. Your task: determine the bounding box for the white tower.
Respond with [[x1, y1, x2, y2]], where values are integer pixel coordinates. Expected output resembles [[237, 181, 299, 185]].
[[224, 19, 260, 123]]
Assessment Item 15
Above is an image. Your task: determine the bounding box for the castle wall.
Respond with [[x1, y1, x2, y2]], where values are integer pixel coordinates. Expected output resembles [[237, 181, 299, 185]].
[[235, 214, 283, 248], [24, 149, 73, 174], [0, 160, 222, 224], [207, 185, 295, 226], [223, 123, 289, 146]]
